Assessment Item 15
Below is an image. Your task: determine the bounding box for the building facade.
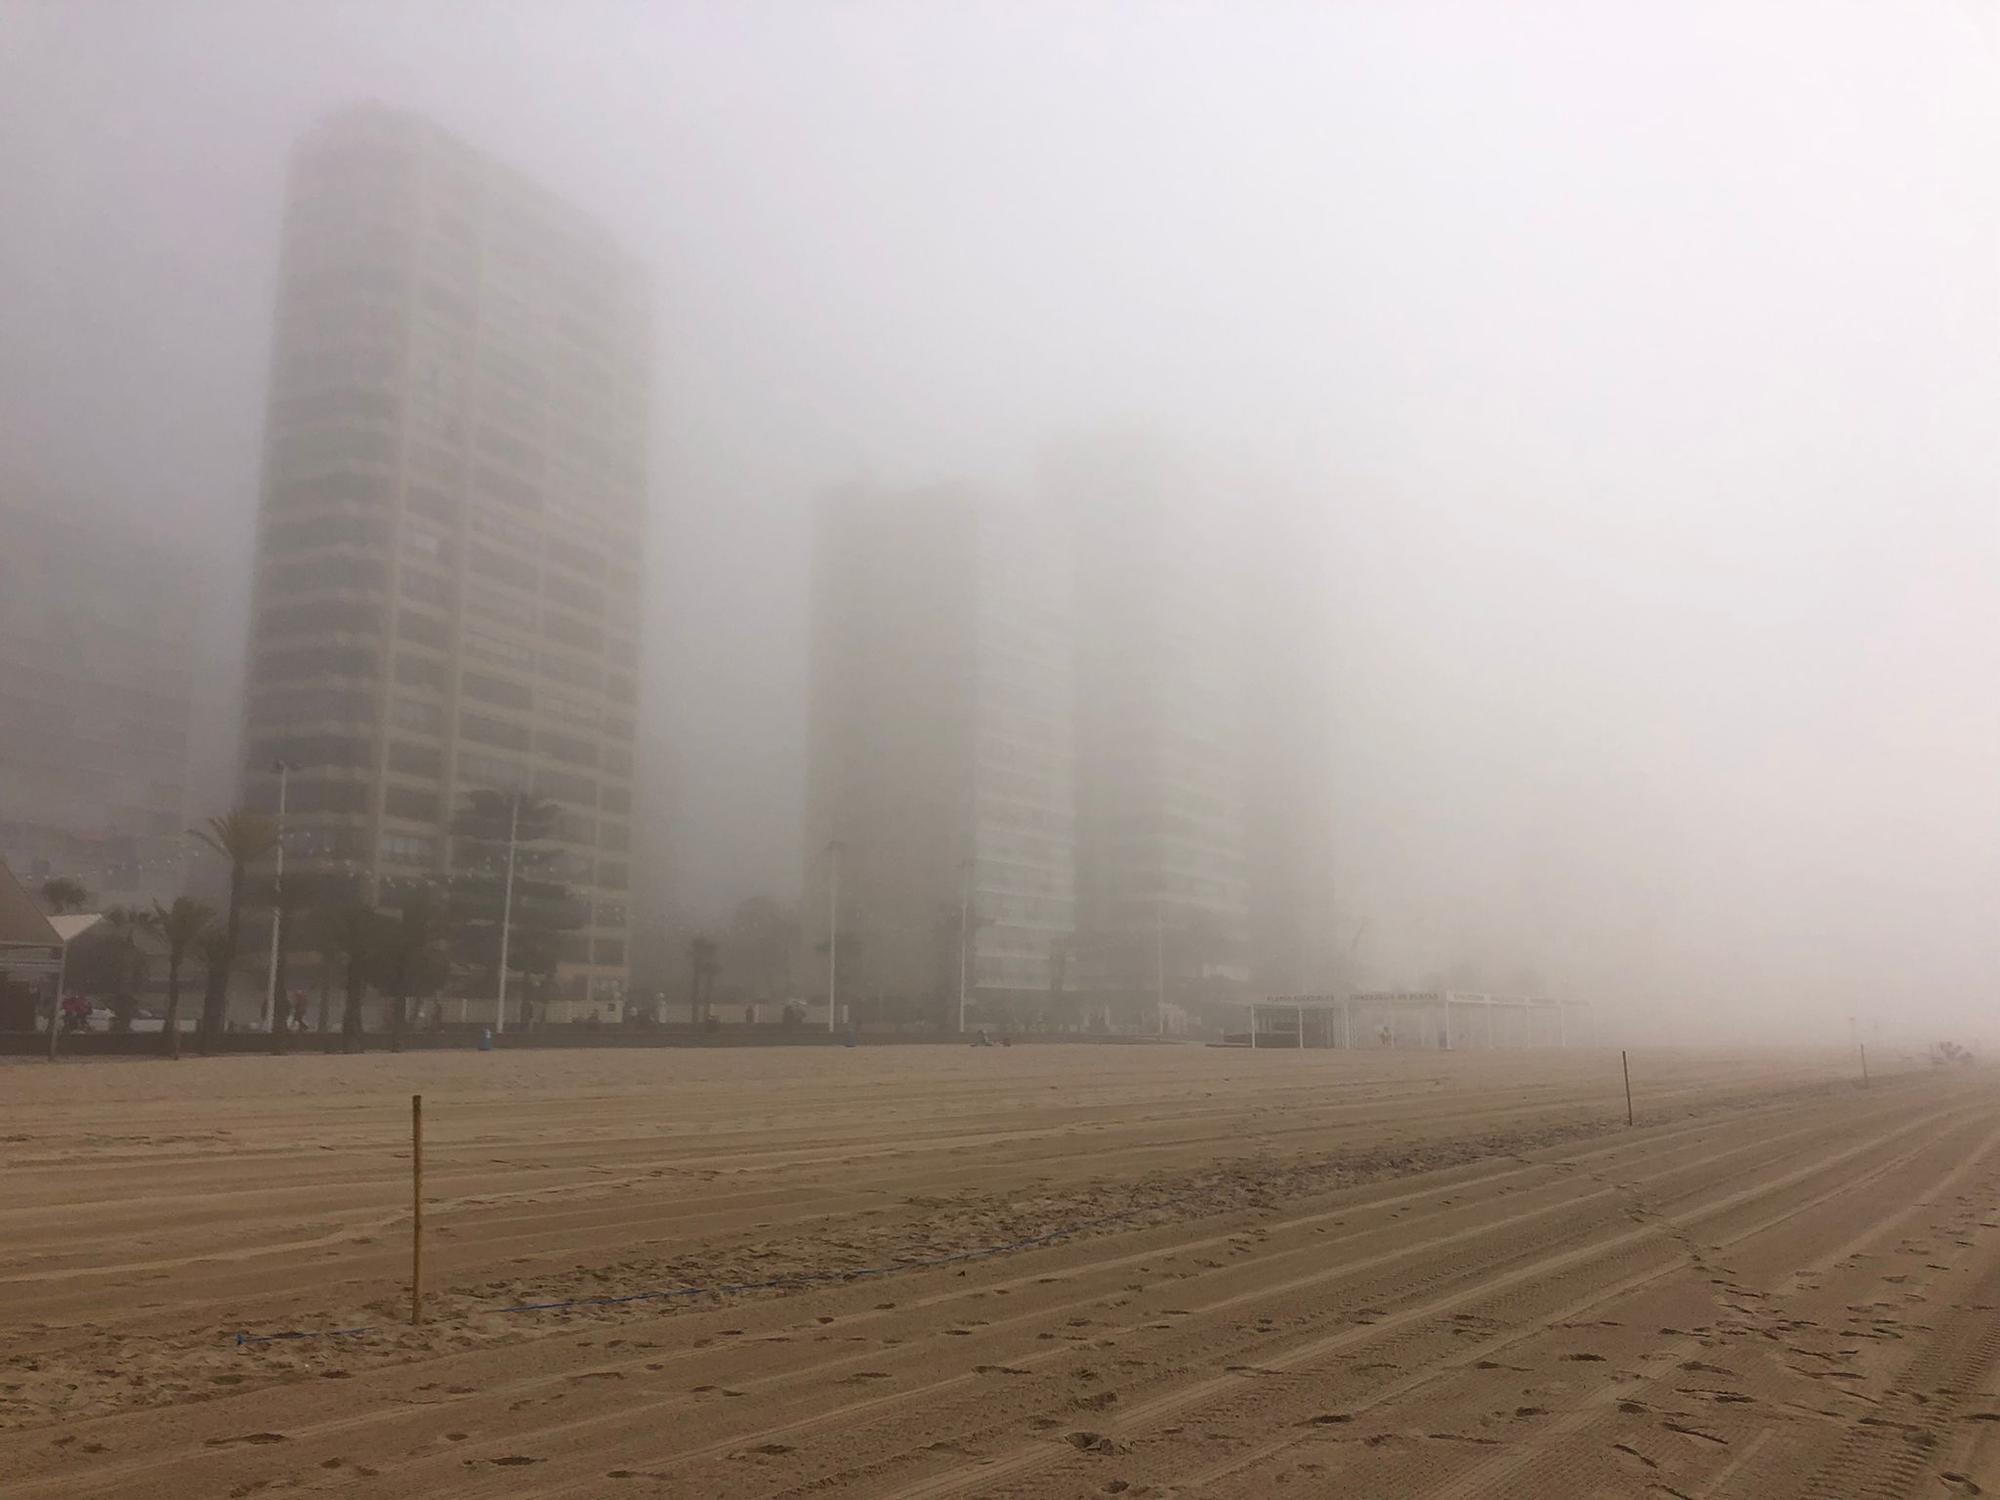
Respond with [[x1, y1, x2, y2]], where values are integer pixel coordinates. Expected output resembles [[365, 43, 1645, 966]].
[[1050, 434, 1254, 1023], [804, 485, 1076, 1025], [242, 107, 649, 1019], [0, 492, 199, 907], [803, 443, 1335, 1034], [1050, 431, 1336, 1022]]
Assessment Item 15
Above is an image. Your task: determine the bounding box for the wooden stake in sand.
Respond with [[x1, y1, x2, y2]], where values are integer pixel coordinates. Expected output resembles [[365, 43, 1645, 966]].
[[411, 1094, 424, 1326], [1622, 1050, 1634, 1126]]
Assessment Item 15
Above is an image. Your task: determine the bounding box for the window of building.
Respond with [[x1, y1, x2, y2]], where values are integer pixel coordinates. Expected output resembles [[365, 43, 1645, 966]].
[[534, 768, 597, 806], [537, 729, 598, 766], [379, 832, 436, 866], [459, 712, 531, 752], [387, 740, 443, 778], [396, 608, 451, 651], [540, 690, 597, 727], [457, 751, 526, 791], [389, 696, 443, 734], [461, 670, 533, 711], [392, 652, 448, 690], [384, 786, 440, 822]]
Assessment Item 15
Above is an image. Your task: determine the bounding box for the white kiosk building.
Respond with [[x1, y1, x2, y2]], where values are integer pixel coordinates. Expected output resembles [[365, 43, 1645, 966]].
[[1247, 991, 1591, 1049]]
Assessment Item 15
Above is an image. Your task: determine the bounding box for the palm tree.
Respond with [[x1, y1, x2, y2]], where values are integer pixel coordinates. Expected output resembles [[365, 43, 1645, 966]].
[[303, 899, 343, 1041], [152, 898, 215, 1060], [320, 900, 381, 1054], [189, 810, 277, 1052], [687, 933, 720, 1026], [375, 887, 449, 1053], [39, 877, 89, 916], [195, 929, 234, 1049], [99, 906, 156, 1032]]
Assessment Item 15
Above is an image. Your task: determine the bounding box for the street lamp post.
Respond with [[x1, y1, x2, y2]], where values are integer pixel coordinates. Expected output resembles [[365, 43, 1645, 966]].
[[957, 857, 972, 1034], [1155, 902, 1166, 1037], [45, 936, 70, 1063], [495, 793, 521, 1034], [43, 912, 100, 1062], [262, 760, 289, 1032], [826, 839, 842, 1034]]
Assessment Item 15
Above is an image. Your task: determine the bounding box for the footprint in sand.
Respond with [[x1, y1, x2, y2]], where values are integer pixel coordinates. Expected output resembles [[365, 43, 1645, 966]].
[[1661, 1421, 1727, 1446], [1610, 1442, 1658, 1470], [1064, 1431, 1129, 1455]]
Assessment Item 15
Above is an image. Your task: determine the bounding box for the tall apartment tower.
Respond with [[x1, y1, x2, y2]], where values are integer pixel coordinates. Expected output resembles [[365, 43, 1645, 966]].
[[805, 486, 1076, 1024], [243, 107, 649, 1019], [1048, 434, 1252, 1019], [1050, 430, 1335, 1014]]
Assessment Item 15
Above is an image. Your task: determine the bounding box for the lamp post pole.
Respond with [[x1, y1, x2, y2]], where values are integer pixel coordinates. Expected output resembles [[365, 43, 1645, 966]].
[[1155, 903, 1166, 1037], [957, 857, 972, 1034], [495, 794, 520, 1034], [262, 760, 289, 1032], [45, 935, 70, 1062], [826, 840, 842, 1034]]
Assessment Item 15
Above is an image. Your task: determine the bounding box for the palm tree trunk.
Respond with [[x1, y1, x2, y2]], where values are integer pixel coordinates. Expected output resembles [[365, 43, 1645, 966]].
[[390, 984, 406, 1053], [198, 966, 225, 1055], [163, 960, 182, 1061], [204, 866, 245, 1052], [341, 968, 363, 1054]]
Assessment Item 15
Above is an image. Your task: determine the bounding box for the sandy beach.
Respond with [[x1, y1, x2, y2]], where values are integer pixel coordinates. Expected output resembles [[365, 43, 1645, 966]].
[[4, 1043, 1994, 1498]]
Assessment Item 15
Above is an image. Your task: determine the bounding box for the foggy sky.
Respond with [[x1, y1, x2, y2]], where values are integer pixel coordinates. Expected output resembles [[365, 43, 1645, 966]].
[[2, 1, 1994, 1041]]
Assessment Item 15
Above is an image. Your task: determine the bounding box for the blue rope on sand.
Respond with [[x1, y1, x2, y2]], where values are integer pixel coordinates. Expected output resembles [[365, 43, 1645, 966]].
[[232, 1208, 1146, 1346]]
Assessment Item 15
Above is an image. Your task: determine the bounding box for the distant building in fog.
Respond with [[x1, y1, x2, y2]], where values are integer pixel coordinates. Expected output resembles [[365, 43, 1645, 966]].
[[0, 491, 198, 906], [1051, 430, 1340, 1017], [803, 439, 1337, 1032], [240, 106, 649, 1020], [805, 485, 1076, 1023], [1049, 434, 1257, 1020]]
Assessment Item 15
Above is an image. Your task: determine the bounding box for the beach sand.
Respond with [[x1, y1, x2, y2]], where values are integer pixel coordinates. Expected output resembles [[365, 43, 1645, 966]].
[[4, 1042, 1995, 1498]]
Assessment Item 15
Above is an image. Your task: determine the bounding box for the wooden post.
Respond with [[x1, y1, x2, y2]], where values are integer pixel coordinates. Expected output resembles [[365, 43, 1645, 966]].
[[411, 1094, 424, 1325], [1622, 1050, 1634, 1126], [1860, 1044, 1869, 1088]]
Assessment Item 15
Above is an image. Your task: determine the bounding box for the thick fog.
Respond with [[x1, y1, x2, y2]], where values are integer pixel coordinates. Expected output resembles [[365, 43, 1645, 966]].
[[2, 2, 1993, 1043]]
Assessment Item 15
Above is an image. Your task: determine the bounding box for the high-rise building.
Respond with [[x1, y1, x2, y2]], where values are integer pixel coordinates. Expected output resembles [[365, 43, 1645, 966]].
[[804, 485, 1076, 1025], [802, 442, 1335, 1034], [0, 490, 199, 907], [1050, 430, 1336, 1017], [242, 107, 649, 1020], [1049, 434, 1254, 1020]]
